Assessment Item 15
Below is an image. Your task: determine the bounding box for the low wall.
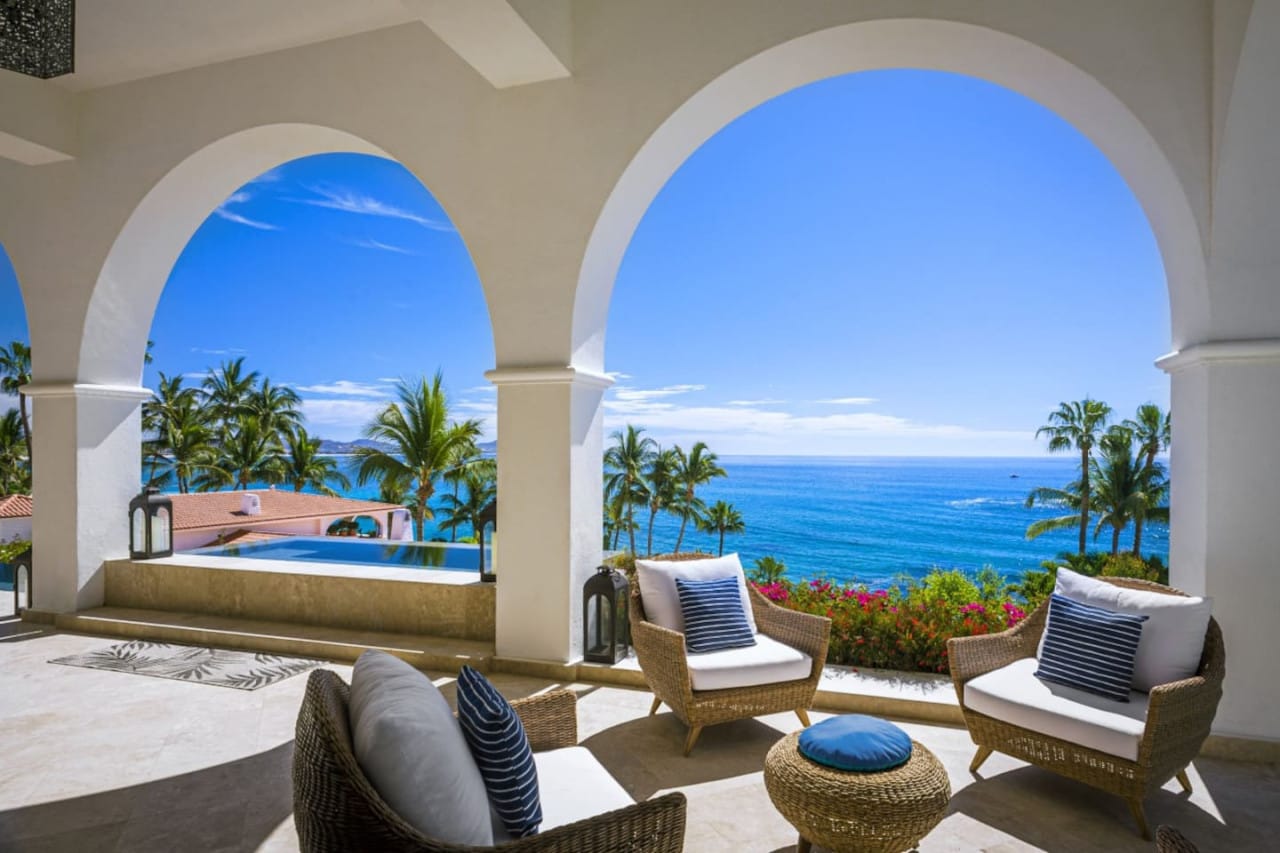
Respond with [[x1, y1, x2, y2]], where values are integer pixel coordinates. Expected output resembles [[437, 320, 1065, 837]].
[[104, 557, 495, 642]]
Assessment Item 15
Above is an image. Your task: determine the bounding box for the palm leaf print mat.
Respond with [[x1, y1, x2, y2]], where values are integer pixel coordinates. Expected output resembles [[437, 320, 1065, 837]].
[[50, 641, 322, 690]]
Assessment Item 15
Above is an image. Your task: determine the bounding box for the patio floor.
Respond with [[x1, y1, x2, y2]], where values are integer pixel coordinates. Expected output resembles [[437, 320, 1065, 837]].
[[1, 613, 1276, 852]]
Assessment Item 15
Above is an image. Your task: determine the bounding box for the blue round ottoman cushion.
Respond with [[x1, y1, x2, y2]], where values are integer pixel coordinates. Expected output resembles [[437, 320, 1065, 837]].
[[797, 714, 913, 772]]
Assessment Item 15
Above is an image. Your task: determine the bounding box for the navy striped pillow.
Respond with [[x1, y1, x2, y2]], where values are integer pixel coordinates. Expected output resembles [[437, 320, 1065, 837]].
[[1035, 594, 1149, 702], [675, 575, 757, 654], [455, 666, 541, 837]]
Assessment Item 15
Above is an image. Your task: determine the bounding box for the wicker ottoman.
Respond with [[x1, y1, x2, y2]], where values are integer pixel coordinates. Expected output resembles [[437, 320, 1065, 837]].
[[764, 731, 951, 853]]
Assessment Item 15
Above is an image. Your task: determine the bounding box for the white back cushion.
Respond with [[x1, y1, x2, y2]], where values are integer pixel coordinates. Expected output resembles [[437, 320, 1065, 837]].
[[349, 651, 494, 845], [1042, 568, 1213, 692], [635, 553, 758, 634]]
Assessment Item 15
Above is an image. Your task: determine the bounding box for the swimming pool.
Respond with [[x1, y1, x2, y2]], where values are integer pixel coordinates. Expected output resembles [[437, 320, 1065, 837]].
[[190, 537, 490, 572]]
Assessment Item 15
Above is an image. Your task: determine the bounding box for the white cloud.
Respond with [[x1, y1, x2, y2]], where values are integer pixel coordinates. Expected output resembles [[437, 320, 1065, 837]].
[[299, 398, 388, 439], [464, 385, 496, 394], [294, 380, 392, 398], [376, 376, 402, 383], [213, 191, 280, 231], [604, 371, 632, 382], [0, 392, 17, 413], [348, 237, 417, 255], [181, 371, 211, 382], [190, 347, 248, 356], [299, 185, 455, 232], [815, 397, 879, 405], [727, 398, 785, 406], [251, 168, 283, 184], [455, 400, 497, 414]]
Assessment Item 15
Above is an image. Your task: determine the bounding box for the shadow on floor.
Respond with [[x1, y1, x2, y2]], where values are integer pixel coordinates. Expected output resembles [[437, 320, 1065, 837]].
[[0, 741, 295, 853], [0, 614, 51, 643], [583, 713, 780, 801], [950, 758, 1279, 852]]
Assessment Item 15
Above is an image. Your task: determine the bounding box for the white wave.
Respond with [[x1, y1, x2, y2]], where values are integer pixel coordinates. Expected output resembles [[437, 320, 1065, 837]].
[[946, 497, 1020, 508]]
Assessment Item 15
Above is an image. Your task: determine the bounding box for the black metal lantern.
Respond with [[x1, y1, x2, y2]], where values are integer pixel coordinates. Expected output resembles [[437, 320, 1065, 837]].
[[11, 545, 31, 613], [129, 486, 173, 559], [0, 0, 75, 79], [583, 565, 629, 664]]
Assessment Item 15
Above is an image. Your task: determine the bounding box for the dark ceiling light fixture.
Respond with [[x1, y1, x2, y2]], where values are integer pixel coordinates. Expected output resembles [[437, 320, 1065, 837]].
[[0, 0, 74, 79]]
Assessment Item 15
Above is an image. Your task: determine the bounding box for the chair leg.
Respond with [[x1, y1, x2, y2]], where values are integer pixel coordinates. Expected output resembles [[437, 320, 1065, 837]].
[[795, 708, 811, 727], [969, 745, 994, 774], [1127, 798, 1152, 841], [649, 696, 662, 717], [1175, 767, 1193, 793], [796, 835, 812, 853], [683, 725, 703, 757]]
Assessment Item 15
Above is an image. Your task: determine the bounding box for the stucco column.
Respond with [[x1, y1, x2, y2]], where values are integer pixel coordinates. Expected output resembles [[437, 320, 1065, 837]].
[[1160, 341, 1280, 743], [22, 383, 149, 613], [486, 366, 610, 663]]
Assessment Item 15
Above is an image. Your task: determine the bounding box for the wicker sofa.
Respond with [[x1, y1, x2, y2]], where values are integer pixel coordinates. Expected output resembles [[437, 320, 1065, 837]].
[[947, 577, 1224, 840], [293, 669, 688, 852], [628, 555, 831, 756]]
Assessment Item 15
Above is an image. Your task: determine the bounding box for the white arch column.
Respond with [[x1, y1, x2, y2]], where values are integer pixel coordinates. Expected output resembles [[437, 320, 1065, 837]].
[[486, 366, 610, 663], [22, 382, 149, 613], [1160, 343, 1280, 744]]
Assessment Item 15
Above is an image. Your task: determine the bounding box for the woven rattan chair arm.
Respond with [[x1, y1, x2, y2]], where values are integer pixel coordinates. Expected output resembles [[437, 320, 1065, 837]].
[[496, 793, 687, 852], [947, 601, 1046, 694], [752, 591, 832, 667], [511, 690, 578, 752], [1155, 825, 1202, 853], [629, 617, 693, 706]]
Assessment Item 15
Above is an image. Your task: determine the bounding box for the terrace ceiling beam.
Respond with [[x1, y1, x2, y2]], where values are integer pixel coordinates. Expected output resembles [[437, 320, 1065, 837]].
[[401, 0, 570, 89], [0, 69, 75, 164]]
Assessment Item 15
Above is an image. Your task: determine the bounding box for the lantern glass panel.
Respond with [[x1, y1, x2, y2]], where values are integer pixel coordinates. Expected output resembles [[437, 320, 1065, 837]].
[[152, 507, 170, 553], [15, 565, 29, 610], [131, 507, 146, 552]]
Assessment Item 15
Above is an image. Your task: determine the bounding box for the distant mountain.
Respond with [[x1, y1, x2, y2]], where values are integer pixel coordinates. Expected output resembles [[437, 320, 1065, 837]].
[[477, 440, 497, 455], [317, 438, 395, 455]]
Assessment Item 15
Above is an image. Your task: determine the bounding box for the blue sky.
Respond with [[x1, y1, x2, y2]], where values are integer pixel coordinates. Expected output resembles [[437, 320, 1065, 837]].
[[0, 70, 1168, 456]]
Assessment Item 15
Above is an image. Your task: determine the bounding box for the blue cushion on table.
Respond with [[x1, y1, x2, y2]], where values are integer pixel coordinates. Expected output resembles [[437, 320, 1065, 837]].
[[798, 714, 913, 772], [675, 575, 757, 654], [455, 666, 542, 838], [1036, 593, 1148, 702]]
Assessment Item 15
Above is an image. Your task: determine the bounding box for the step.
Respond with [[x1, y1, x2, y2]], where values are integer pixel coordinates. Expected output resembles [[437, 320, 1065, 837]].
[[54, 607, 494, 672]]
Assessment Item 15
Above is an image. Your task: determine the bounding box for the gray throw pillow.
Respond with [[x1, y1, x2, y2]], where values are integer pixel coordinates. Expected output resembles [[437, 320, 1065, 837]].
[[348, 651, 494, 845]]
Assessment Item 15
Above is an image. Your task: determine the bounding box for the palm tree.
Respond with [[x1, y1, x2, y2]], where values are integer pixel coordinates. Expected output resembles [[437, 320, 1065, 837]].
[[642, 447, 679, 556], [283, 427, 350, 496], [0, 408, 30, 494], [0, 341, 32, 478], [1024, 480, 1084, 542], [377, 470, 411, 506], [195, 416, 284, 491], [749, 555, 787, 584], [143, 373, 202, 484], [604, 425, 656, 555], [697, 500, 745, 556], [442, 440, 483, 542], [1089, 428, 1146, 555], [1035, 398, 1112, 554], [1123, 403, 1171, 555], [353, 372, 482, 540], [438, 463, 497, 542], [671, 441, 726, 553], [246, 377, 303, 439], [201, 357, 260, 434]]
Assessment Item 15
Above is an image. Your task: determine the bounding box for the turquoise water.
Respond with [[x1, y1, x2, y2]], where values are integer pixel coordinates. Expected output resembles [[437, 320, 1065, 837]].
[[192, 536, 488, 572], [208, 455, 1168, 586]]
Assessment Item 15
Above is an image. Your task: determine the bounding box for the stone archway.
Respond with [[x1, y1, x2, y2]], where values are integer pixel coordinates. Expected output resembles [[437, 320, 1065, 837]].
[[573, 18, 1208, 373]]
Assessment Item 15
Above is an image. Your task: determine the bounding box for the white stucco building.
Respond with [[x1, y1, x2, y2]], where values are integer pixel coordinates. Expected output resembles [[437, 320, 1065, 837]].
[[2, 1, 1278, 749]]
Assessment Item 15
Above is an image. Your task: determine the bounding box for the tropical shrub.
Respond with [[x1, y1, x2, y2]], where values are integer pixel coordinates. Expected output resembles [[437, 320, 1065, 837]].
[[1100, 552, 1168, 584], [749, 555, 787, 584], [0, 537, 30, 564], [756, 569, 1027, 674]]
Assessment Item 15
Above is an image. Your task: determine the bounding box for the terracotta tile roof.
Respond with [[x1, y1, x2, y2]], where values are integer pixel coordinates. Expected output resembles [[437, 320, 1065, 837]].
[[167, 490, 405, 532], [0, 495, 33, 519]]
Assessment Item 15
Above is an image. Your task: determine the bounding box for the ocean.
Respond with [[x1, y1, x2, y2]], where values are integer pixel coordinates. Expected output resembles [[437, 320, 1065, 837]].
[[335, 455, 1168, 587]]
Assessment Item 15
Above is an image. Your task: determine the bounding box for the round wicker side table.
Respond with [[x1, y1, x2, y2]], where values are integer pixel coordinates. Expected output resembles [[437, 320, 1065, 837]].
[[764, 731, 951, 853]]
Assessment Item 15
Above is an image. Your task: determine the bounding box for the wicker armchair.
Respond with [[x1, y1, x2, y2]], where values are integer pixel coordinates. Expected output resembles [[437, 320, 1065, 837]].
[[947, 578, 1225, 840], [629, 568, 831, 756], [1156, 826, 1201, 853], [293, 669, 688, 852]]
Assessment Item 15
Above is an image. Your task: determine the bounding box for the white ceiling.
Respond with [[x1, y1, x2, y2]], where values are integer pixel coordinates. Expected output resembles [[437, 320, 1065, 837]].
[[54, 1, 420, 91]]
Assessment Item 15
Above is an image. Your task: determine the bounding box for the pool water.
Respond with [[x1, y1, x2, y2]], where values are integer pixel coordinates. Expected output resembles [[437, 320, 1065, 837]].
[[190, 537, 489, 572]]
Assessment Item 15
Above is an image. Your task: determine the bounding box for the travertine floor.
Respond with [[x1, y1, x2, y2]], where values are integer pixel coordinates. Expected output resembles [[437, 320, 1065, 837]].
[[1, 615, 1276, 852]]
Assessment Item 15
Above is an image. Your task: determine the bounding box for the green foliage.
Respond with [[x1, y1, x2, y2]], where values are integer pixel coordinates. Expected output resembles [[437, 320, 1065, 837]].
[[0, 537, 31, 564], [754, 570, 1029, 674], [1100, 552, 1168, 584], [748, 555, 787, 584]]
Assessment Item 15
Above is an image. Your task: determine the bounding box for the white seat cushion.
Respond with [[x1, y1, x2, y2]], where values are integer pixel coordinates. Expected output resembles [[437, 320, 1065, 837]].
[[964, 658, 1149, 762], [635, 553, 758, 635], [532, 747, 634, 831], [686, 633, 812, 691], [1044, 567, 1213, 691]]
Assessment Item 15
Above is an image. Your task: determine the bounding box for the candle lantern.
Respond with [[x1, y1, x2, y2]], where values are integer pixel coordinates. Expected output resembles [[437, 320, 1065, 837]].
[[583, 565, 629, 664], [128, 486, 173, 559]]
